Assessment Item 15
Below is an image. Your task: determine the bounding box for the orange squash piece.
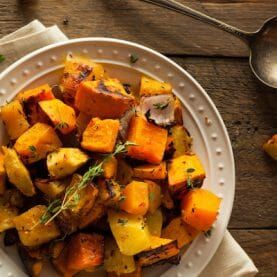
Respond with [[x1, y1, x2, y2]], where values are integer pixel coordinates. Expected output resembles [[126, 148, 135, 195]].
[[181, 189, 221, 232], [133, 162, 167, 180], [1, 100, 30, 140], [81, 118, 120, 153], [102, 156, 118, 178], [127, 116, 168, 164], [139, 76, 172, 96], [14, 123, 62, 164], [75, 79, 135, 119], [39, 99, 76, 134], [66, 233, 104, 271], [120, 180, 149, 216]]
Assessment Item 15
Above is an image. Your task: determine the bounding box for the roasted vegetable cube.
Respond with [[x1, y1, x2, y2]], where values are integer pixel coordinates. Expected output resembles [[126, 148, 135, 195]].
[[145, 180, 161, 214], [3, 147, 35, 196], [146, 209, 163, 237], [34, 179, 68, 199], [139, 76, 172, 96], [0, 152, 6, 194], [98, 179, 121, 206], [47, 148, 89, 179], [181, 189, 221, 232], [133, 162, 167, 180], [14, 123, 62, 164], [136, 236, 180, 267], [39, 99, 76, 134], [104, 237, 136, 275], [171, 125, 192, 158], [81, 118, 120, 153], [120, 181, 149, 216], [66, 233, 104, 271], [168, 154, 205, 193], [75, 79, 135, 119], [127, 116, 168, 164], [1, 100, 30, 140], [13, 205, 60, 247], [263, 134, 277, 160], [103, 156, 118, 179], [0, 201, 18, 232], [162, 217, 199, 248], [108, 210, 151, 256]]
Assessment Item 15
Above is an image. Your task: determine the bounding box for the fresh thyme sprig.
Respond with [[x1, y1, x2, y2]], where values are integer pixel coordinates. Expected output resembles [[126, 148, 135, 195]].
[[38, 141, 136, 226]]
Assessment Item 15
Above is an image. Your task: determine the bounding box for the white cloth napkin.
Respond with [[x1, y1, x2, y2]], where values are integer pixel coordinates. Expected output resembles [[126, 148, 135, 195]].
[[0, 20, 258, 277]]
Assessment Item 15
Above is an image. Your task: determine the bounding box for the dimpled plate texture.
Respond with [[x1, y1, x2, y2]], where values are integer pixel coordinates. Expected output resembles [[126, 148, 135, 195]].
[[0, 38, 235, 277]]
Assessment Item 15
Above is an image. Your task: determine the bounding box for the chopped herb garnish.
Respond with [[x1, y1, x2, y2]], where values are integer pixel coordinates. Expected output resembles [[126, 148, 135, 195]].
[[153, 101, 169, 110], [149, 191, 155, 202], [55, 122, 69, 130], [28, 145, 36, 152], [119, 195, 126, 202], [186, 168, 195, 173], [0, 55, 5, 63], [186, 168, 195, 190], [117, 218, 128, 226], [130, 54, 139, 64]]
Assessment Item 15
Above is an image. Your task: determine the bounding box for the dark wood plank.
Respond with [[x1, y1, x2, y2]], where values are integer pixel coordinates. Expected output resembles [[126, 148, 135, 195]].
[[230, 230, 277, 276], [0, 0, 276, 57], [171, 57, 277, 229]]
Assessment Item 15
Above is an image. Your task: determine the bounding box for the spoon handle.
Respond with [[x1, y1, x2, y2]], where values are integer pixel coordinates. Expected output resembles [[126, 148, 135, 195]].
[[140, 0, 252, 42]]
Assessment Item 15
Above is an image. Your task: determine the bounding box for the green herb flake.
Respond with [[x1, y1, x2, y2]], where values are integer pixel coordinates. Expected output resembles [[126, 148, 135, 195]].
[[186, 168, 195, 173], [28, 145, 36, 152], [55, 122, 69, 130], [130, 54, 139, 64], [149, 191, 155, 202], [117, 218, 128, 226], [0, 55, 5, 63], [119, 195, 126, 202], [153, 101, 169, 110]]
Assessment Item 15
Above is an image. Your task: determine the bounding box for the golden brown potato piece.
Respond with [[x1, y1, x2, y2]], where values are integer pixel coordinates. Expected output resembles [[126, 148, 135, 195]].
[[34, 179, 68, 199], [14, 123, 62, 164], [1, 100, 30, 140], [139, 76, 172, 96], [263, 134, 277, 160], [0, 200, 18, 232], [13, 205, 61, 247], [75, 79, 135, 119], [3, 147, 35, 196], [98, 179, 121, 206]]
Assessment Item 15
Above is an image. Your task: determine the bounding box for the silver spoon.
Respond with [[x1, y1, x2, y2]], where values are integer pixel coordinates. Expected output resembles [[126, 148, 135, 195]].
[[140, 0, 277, 89]]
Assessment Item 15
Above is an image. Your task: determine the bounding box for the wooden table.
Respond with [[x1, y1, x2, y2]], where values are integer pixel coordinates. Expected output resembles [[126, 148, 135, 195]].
[[1, 0, 276, 275]]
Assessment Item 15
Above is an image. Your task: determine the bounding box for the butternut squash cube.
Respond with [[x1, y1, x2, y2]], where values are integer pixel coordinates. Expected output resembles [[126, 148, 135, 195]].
[[133, 162, 167, 180], [103, 156, 118, 179], [139, 76, 172, 96], [168, 154, 205, 193], [39, 99, 76, 135], [81, 118, 120, 153], [75, 79, 135, 119], [162, 217, 199, 248], [14, 123, 62, 164], [13, 205, 61, 247], [47, 148, 89, 179], [120, 180, 149, 216], [145, 180, 161, 214], [127, 116, 168, 164], [1, 100, 30, 140], [263, 134, 277, 160], [181, 189, 221, 232]]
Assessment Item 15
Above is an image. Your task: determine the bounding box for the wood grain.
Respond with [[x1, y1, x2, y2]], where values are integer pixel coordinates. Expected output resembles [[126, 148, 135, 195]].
[[0, 0, 276, 56]]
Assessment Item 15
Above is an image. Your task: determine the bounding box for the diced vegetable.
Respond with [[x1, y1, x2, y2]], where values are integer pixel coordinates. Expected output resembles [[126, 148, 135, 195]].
[[75, 79, 135, 119], [263, 134, 277, 160], [162, 217, 199, 248], [66, 233, 104, 271], [1, 100, 30, 140], [139, 76, 172, 96], [14, 123, 62, 164], [181, 189, 221, 231], [133, 162, 167, 180], [47, 148, 89, 179], [108, 209, 151, 256], [0, 152, 6, 194], [98, 179, 121, 206], [104, 237, 136, 274], [3, 147, 35, 196], [0, 201, 18, 232], [127, 116, 168, 164], [81, 117, 120, 153], [145, 180, 162, 214], [168, 154, 205, 193], [34, 179, 68, 199], [146, 209, 163, 237], [39, 99, 76, 134], [174, 98, 183, 125], [13, 205, 60, 247], [76, 112, 91, 137], [120, 181, 149, 216], [136, 236, 180, 267], [171, 125, 192, 158], [116, 158, 133, 186], [103, 156, 118, 179]]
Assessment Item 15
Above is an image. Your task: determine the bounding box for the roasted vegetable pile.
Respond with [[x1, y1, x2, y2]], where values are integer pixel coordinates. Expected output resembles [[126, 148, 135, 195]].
[[0, 54, 221, 277]]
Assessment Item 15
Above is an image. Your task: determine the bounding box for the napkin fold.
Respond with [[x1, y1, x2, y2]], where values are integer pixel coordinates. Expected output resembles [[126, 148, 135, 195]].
[[0, 20, 258, 277]]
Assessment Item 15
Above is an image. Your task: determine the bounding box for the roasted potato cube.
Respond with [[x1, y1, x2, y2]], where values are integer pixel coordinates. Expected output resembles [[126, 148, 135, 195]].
[[108, 209, 151, 256], [34, 179, 68, 199], [66, 233, 104, 271], [3, 147, 35, 196], [168, 154, 205, 193], [145, 180, 161, 214], [98, 179, 121, 206], [139, 76, 172, 96], [116, 158, 133, 187], [81, 117, 120, 153], [263, 134, 277, 160], [47, 148, 89, 179], [162, 217, 199, 248], [146, 209, 163, 237], [0, 152, 6, 194], [14, 123, 62, 164], [133, 162, 167, 180], [75, 79, 135, 119], [136, 236, 180, 267], [13, 205, 60, 247], [1, 100, 30, 140], [0, 201, 18, 232], [127, 116, 168, 164], [104, 237, 136, 275], [103, 156, 118, 179]]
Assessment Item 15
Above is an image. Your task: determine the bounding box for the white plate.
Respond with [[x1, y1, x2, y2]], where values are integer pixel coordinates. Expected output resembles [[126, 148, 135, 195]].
[[0, 38, 235, 277]]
